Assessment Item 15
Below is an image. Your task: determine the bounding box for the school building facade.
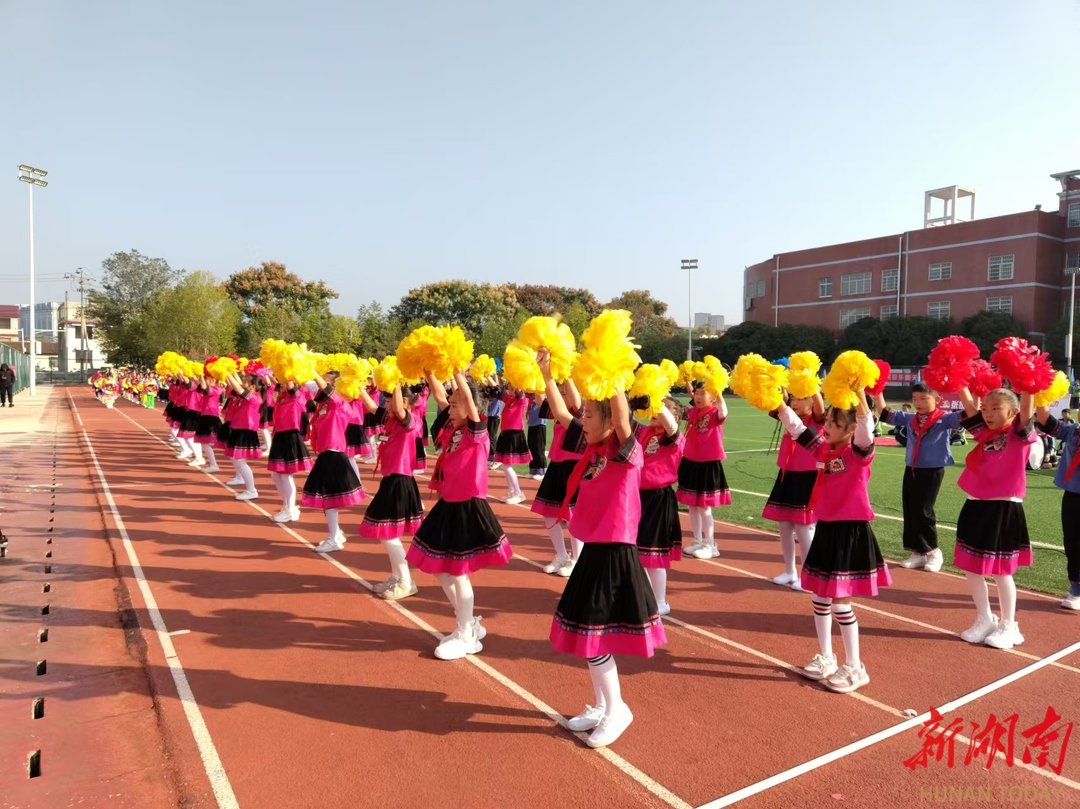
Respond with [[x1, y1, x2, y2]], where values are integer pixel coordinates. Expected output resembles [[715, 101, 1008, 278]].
[[742, 171, 1080, 339]]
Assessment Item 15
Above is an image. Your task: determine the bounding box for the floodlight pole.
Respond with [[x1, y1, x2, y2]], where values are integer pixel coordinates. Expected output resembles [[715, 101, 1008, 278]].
[[681, 259, 698, 360], [18, 165, 48, 396]]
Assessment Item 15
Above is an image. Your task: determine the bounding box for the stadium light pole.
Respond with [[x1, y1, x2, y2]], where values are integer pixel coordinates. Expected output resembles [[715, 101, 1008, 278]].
[[18, 165, 48, 396], [681, 259, 697, 361], [1067, 259, 1079, 381]]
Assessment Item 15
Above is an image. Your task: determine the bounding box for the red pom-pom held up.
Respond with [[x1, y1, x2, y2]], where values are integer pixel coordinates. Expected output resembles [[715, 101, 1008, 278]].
[[967, 359, 1002, 398], [921, 335, 980, 393], [989, 337, 1055, 394]]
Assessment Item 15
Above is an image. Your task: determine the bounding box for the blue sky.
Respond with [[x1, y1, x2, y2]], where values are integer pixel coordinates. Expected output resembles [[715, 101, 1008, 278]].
[[1, 0, 1077, 329]]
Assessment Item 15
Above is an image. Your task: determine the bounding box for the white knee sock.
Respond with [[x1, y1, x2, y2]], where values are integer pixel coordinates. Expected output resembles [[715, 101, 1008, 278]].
[[587, 654, 623, 712], [794, 523, 815, 564], [647, 568, 667, 605], [261, 428, 272, 449], [504, 467, 520, 497], [325, 508, 340, 536], [451, 574, 474, 633], [702, 508, 715, 546], [586, 658, 607, 712], [191, 443, 204, 462], [383, 538, 411, 583], [689, 508, 702, 544], [545, 518, 569, 559], [994, 574, 1017, 623], [348, 455, 361, 481], [436, 573, 460, 612], [270, 471, 285, 501], [177, 436, 193, 455], [832, 603, 860, 667], [778, 522, 797, 576], [235, 459, 255, 492], [966, 572, 993, 619], [203, 445, 217, 468], [569, 530, 583, 560], [281, 474, 297, 509], [813, 598, 833, 658]]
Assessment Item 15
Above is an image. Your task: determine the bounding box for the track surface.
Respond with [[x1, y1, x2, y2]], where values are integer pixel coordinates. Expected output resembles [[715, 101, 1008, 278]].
[[9, 387, 1080, 808]]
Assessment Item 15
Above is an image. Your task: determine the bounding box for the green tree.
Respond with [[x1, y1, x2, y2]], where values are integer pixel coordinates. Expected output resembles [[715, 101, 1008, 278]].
[[390, 281, 518, 337], [562, 301, 592, 341], [476, 308, 530, 358], [225, 261, 338, 320], [838, 315, 955, 365], [1045, 317, 1070, 367], [959, 310, 1030, 358], [87, 249, 183, 365], [506, 284, 602, 317], [607, 290, 679, 340], [238, 302, 304, 354], [300, 311, 362, 354], [143, 272, 240, 359], [355, 302, 406, 359]]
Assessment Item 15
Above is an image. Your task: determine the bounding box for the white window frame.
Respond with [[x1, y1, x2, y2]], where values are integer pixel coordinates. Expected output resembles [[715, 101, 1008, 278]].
[[839, 307, 871, 329], [819, 277, 833, 299], [1069, 203, 1080, 228], [840, 271, 872, 296], [881, 268, 899, 293], [927, 301, 951, 320], [880, 304, 898, 320], [1067, 252, 1080, 272], [746, 279, 766, 299], [988, 255, 1014, 282], [928, 262, 952, 281], [757, 279, 766, 298], [986, 296, 1013, 315]]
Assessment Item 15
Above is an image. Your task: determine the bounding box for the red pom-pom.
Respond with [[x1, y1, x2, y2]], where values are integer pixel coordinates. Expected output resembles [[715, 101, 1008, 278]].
[[244, 359, 266, 377], [203, 356, 219, 378], [921, 335, 980, 393], [990, 337, 1055, 394], [865, 360, 891, 396], [968, 359, 1002, 398]]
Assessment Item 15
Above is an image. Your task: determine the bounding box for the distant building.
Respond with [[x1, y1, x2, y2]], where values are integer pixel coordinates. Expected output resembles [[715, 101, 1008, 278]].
[[742, 171, 1080, 338], [57, 301, 103, 372], [19, 301, 61, 342], [694, 312, 726, 332], [0, 305, 19, 343]]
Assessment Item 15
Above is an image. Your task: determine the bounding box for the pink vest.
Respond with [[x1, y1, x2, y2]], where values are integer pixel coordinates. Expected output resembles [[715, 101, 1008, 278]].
[[273, 386, 309, 433], [501, 393, 527, 432], [230, 392, 262, 432], [635, 423, 684, 489], [432, 420, 490, 502], [683, 406, 726, 462], [568, 426, 643, 545], [776, 412, 822, 473], [810, 442, 875, 522], [221, 393, 241, 424], [379, 410, 423, 476], [957, 416, 1036, 500], [312, 390, 349, 453], [199, 387, 223, 417]]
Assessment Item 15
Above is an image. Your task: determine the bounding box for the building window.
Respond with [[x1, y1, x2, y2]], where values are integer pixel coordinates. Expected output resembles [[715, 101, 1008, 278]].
[[819, 277, 833, 298], [746, 279, 766, 299], [988, 255, 1014, 282], [880, 304, 898, 320], [928, 262, 952, 281], [881, 268, 899, 293], [0, 317, 11, 330], [928, 301, 951, 320], [1069, 203, 1080, 228], [986, 296, 1013, 315], [1067, 252, 1080, 272], [840, 272, 872, 296], [839, 307, 872, 328]]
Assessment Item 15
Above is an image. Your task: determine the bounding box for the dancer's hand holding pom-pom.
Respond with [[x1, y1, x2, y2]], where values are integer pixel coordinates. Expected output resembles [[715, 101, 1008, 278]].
[[822, 351, 879, 409]]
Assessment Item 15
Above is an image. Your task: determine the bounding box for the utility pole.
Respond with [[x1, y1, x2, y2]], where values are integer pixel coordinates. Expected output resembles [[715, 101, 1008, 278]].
[[65, 268, 91, 374], [18, 165, 48, 395]]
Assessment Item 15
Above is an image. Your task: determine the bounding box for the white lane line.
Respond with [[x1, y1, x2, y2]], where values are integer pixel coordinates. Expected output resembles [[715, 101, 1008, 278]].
[[168, 629, 192, 637], [694, 638, 1080, 809], [105, 397, 693, 809], [68, 395, 239, 809]]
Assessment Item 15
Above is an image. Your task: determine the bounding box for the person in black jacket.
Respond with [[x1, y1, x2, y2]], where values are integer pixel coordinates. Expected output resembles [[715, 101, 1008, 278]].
[[0, 364, 15, 407]]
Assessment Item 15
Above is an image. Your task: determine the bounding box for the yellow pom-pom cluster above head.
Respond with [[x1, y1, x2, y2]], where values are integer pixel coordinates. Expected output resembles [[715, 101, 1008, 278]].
[[259, 339, 319, 385], [787, 351, 822, 399], [517, 316, 578, 383], [1034, 370, 1070, 408], [155, 351, 186, 377], [470, 354, 496, 383], [206, 356, 239, 383], [729, 353, 788, 412], [372, 356, 405, 393], [502, 341, 545, 394], [334, 356, 373, 401], [630, 363, 675, 419], [572, 309, 640, 402], [396, 325, 474, 383], [822, 350, 879, 410]]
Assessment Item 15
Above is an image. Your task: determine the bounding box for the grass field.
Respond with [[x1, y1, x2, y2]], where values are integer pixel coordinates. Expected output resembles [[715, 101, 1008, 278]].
[[429, 396, 1071, 598]]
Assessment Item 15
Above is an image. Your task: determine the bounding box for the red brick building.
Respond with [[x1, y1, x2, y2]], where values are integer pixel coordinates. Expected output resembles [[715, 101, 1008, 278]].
[[743, 171, 1080, 339]]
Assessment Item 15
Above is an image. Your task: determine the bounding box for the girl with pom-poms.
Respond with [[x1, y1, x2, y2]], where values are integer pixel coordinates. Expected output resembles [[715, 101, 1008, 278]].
[[217, 389, 242, 483], [344, 394, 375, 477], [266, 374, 315, 523], [776, 382, 889, 694], [301, 370, 370, 550], [173, 374, 201, 461], [539, 346, 665, 749], [191, 373, 223, 472], [222, 370, 267, 501], [411, 381, 431, 474], [492, 384, 531, 504], [406, 369, 513, 660], [358, 381, 425, 601], [531, 377, 584, 577], [677, 377, 731, 560]]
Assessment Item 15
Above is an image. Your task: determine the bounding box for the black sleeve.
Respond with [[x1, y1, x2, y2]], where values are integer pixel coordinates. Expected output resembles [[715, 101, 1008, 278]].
[[563, 418, 587, 455], [314, 384, 334, 403], [1013, 415, 1034, 439], [960, 412, 986, 431], [538, 400, 552, 419], [613, 435, 638, 465]]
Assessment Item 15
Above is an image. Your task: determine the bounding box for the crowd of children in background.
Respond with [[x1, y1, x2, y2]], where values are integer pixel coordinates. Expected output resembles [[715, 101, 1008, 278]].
[[89, 323, 1079, 749]]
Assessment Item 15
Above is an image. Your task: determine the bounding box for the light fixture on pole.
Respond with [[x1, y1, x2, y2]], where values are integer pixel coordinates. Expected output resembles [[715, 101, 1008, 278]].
[[18, 164, 48, 396], [681, 259, 697, 361]]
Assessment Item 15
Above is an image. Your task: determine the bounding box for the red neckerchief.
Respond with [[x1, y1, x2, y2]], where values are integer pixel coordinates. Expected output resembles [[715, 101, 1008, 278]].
[[964, 423, 1010, 472], [808, 443, 848, 511], [909, 408, 947, 476], [558, 442, 604, 522]]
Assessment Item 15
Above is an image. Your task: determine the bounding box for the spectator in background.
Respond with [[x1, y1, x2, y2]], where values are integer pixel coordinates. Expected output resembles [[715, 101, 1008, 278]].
[[0, 363, 15, 407]]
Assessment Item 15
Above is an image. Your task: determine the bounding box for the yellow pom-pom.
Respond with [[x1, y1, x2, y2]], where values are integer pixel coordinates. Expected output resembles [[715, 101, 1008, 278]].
[[822, 350, 878, 409], [396, 325, 443, 382], [659, 359, 680, 386], [334, 356, 373, 401], [703, 355, 722, 372], [581, 310, 637, 351], [373, 356, 405, 392], [631, 364, 675, 418], [517, 316, 578, 383], [317, 353, 354, 375], [677, 360, 696, 387], [155, 351, 186, 377], [265, 342, 318, 384], [705, 366, 729, 399], [571, 310, 641, 400], [789, 351, 822, 375], [470, 354, 497, 383], [435, 325, 475, 379], [205, 356, 239, 382], [1035, 370, 1070, 408], [786, 352, 822, 399], [502, 341, 545, 394], [730, 354, 788, 411]]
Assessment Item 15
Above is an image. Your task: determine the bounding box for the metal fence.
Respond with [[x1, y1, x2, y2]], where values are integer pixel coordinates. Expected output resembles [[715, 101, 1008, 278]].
[[0, 345, 31, 394]]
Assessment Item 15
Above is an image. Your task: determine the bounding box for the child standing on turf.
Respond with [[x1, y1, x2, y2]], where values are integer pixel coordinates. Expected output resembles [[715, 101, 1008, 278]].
[[953, 386, 1036, 649], [1035, 406, 1080, 610], [763, 392, 825, 590], [678, 381, 731, 559], [875, 384, 963, 573], [540, 349, 666, 749], [531, 379, 584, 576], [527, 394, 548, 480], [633, 397, 684, 615], [407, 370, 513, 659], [776, 388, 890, 694]]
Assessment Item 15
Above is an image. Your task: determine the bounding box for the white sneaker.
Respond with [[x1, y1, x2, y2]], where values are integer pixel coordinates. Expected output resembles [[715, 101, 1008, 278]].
[[657, 601, 671, 616], [789, 579, 808, 593], [823, 662, 870, 694], [799, 653, 838, 681], [434, 625, 482, 660], [504, 493, 526, 505], [691, 543, 714, 560], [586, 703, 634, 748], [960, 614, 999, 643], [709, 542, 720, 558], [556, 557, 575, 578], [899, 553, 926, 569], [684, 540, 704, 557], [1062, 592, 1080, 611], [488, 462, 502, 470], [271, 507, 299, 523], [984, 620, 1024, 650], [567, 704, 606, 732], [176, 451, 193, 460], [472, 616, 487, 641], [314, 531, 346, 553], [772, 571, 798, 586], [923, 549, 944, 573], [187, 458, 206, 467], [371, 575, 397, 594], [203, 465, 220, 473], [235, 489, 258, 501], [530, 474, 544, 481], [381, 578, 418, 601], [225, 477, 244, 487], [543, 556, 570, 574]]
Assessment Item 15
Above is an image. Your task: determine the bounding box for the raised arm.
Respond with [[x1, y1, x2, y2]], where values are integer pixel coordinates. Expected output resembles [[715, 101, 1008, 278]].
[[1020, 391, 1035, 426], [224, 372, 245, 396], [657, 401, 679, 437], [425, 371, 449, 410], [874, 392, 887, 413], [812, 391, 826, 420], [612, 390, 632, 443], [389, 385, 407, 422], [854, 390, 875, 450], [454, 370, 480, 422], [538, 348, 573, 427], [562, 378, 582, 415], [957, 387, 978, 418]]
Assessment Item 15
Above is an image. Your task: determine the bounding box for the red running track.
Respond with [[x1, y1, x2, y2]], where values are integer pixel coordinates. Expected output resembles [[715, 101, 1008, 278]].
[[43, 388, 1080, 807]]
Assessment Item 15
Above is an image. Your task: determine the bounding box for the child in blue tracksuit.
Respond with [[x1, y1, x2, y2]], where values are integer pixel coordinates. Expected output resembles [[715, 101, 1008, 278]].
[[875, 385, 963, 573], [1035, 405, 1080, 610]]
